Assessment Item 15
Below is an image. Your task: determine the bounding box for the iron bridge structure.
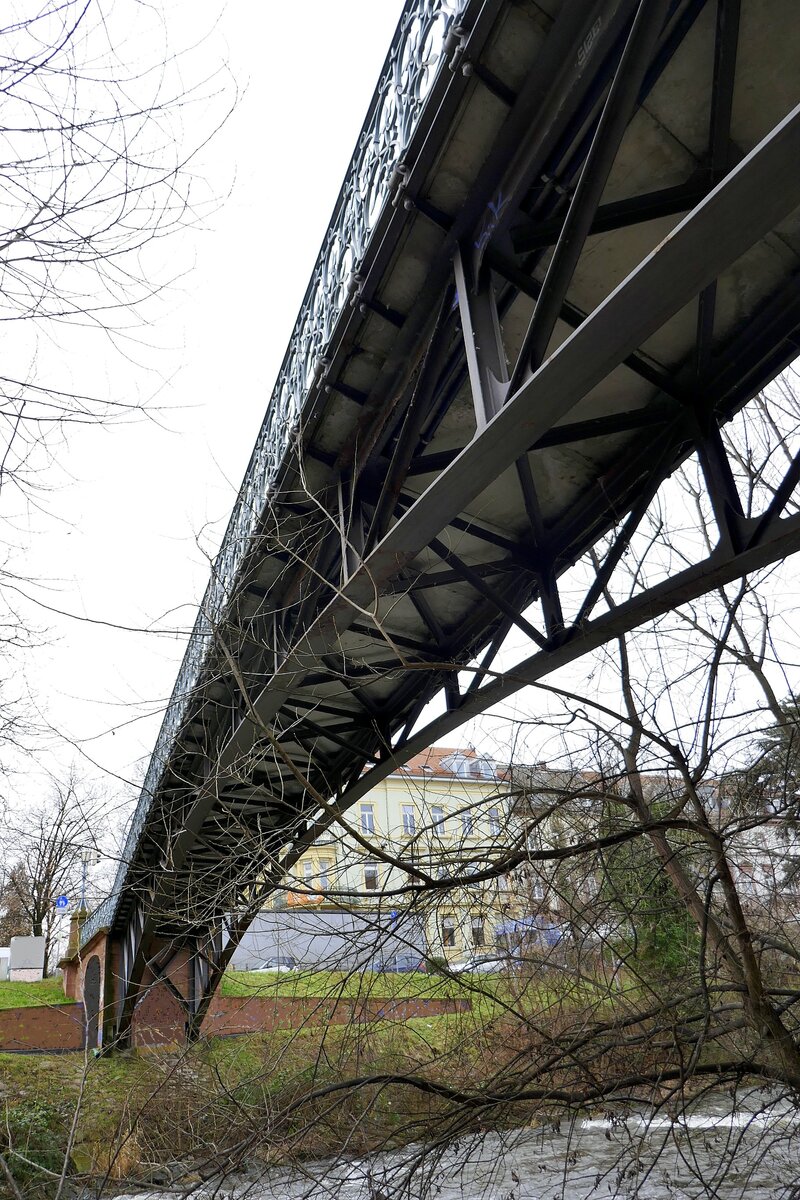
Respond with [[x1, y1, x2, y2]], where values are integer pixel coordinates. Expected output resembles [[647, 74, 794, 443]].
[[79, 0, 800, 1046]]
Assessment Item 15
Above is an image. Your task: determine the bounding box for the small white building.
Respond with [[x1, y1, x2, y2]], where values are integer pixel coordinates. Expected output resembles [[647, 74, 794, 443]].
[[9, 936, 45, 982]]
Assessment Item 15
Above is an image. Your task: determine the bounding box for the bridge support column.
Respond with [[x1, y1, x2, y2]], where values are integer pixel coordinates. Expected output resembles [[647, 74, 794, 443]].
[[125, 940, 197, 1046], [101, 925, 225, 1049]]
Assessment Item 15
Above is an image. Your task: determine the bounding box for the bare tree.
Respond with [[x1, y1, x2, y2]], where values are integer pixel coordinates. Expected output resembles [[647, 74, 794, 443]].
[[0, 0, 230, 507], [0, 770, 107, 974], [0, 0, 229, 755]]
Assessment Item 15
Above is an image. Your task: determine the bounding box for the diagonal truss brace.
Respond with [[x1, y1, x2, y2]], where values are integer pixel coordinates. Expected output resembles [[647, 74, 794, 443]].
[[334, 508, 800, 815]]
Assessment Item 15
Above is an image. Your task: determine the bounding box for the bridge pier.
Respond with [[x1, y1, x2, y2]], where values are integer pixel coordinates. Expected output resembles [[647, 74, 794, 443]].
[[61, 925, 206, 1050], [121, 939, 196, 1048]]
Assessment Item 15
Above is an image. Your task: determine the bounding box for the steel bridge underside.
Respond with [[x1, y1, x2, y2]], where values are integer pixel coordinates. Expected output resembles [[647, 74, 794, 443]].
[[97, 0, 800, 1042]]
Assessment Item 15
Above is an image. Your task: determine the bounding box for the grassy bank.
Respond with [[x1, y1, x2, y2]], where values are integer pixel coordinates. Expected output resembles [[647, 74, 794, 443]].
[[221, 966, 486, 1002], [0, 983, 738, 1200], [0, 1013, 487, 1194], [0, 979, 73, 1008], [0, 967, 577, 1191], [0, 966, 713, 1197]]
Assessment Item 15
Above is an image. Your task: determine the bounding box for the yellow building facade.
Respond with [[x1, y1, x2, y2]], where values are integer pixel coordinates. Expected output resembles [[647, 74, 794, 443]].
[[281, 747, 518, 961]]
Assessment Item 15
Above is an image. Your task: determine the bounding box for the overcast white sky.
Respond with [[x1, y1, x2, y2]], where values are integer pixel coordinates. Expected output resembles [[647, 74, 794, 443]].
[[12, 2, 408, 809]]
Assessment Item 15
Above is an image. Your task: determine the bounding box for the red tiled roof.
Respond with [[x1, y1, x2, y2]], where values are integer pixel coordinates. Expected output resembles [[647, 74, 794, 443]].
[[391, 746, 503, 781]]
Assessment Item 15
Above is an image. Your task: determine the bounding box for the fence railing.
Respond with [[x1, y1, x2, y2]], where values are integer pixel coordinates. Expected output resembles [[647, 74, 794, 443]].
[[81, 0, 467, 949]]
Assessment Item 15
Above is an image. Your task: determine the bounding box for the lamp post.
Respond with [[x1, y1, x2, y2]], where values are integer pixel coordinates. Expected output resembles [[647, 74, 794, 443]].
[[79, 847, 100, 911]]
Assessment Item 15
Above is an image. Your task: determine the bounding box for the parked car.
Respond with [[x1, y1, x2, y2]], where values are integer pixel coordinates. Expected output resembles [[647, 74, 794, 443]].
[[449, 955, 507, 974], [371, 952, 427, 973], [255, 956, 297, 972]]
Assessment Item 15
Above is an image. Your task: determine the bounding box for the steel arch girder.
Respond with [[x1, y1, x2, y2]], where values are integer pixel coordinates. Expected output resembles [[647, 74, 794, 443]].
[[98, 11, 800, 1045]]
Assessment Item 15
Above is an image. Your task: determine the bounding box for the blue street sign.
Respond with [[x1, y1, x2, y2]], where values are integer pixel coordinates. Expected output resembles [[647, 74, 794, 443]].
[[55, 895, 69, 910]]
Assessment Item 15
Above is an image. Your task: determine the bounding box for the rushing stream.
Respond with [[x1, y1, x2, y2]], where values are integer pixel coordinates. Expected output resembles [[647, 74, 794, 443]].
[[127, 1092, 800, 1200], [251, 1105, 798, 1199]]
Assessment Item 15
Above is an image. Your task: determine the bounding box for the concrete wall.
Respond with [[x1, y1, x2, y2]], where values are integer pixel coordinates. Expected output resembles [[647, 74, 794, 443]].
[[8, 968, 44, 984], [229, 907, 428, 971]]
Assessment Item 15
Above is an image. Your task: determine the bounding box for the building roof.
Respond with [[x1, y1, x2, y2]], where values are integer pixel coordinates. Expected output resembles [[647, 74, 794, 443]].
[[388, 748, 723, 810], [391, 746, 502, 782]]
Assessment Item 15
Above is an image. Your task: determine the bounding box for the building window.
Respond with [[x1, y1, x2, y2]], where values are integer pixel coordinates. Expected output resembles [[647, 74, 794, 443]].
[[488, 808, 500, 836], [737, 863, 755, 894], [303, 861, 314, 883], [443, 752, 469, 777], [402, 804, 416, 835], [471, 757, 497, 780], [471, 917, 485, 947], [317, 859, 331, 891], [360, 803, 375, 834], [442, 915, 456, 947], [364, 861, 379, 892], [431, 805, 445, 833], [461, 811, 474, 837]]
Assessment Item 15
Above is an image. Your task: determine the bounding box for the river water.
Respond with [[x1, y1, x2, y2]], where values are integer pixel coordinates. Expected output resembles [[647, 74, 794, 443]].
[[127, 1091, 800, 1200], [247, 1092, 798, 1200]]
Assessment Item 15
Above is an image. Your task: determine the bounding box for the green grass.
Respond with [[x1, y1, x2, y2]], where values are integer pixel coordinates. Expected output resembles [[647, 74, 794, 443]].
[[220, 966, 464, 999], [218, 965, 581, 1024], [0, 972, 630, 1185], [0, 977, 73, 1008], [0, 1016, 480, 1181], [221, 964, 598, 1000]]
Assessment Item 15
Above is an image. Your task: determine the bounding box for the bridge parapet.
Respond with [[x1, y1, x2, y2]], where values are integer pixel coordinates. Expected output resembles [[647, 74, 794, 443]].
[[80, 894, 117, 949]]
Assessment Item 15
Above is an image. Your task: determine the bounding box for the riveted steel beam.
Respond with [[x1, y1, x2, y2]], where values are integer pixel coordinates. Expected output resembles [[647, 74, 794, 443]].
[[511, 177, 712, 253]]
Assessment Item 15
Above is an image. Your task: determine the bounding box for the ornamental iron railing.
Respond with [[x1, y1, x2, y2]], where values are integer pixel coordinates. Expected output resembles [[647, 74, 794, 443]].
[[81, 0, 466, 948]]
